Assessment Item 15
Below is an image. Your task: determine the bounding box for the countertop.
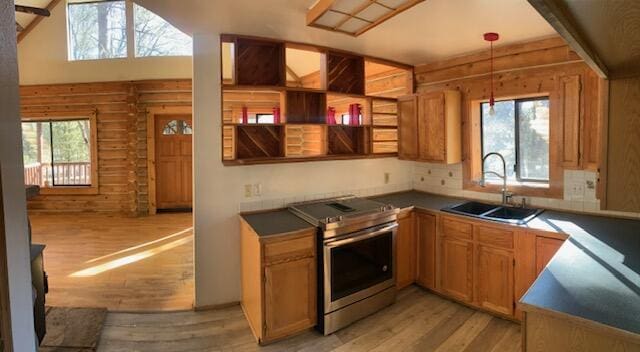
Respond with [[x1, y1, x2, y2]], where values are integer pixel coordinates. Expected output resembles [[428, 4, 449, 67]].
[[373, 190, 640, 335], [240, 190, 640, 335], [241, 209, 314, 237], [31, 244, 45, 262]]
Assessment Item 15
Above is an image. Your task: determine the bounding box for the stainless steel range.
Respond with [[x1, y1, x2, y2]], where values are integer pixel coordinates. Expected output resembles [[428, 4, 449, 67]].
[[289, 196, 399, 335]]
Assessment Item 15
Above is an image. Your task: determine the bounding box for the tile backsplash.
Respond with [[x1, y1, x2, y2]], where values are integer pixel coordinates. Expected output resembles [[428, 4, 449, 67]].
[[239, 162, 639, 219], [413, 162, 640, 218], [239, 181, 414, 213]]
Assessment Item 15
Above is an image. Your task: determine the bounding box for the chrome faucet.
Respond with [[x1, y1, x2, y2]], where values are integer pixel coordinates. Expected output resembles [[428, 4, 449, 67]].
[[479, 152, 512, 205]]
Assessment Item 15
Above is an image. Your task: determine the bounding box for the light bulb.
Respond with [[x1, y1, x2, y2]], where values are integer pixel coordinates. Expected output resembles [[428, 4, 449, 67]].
[[489, 105, 496, 116]]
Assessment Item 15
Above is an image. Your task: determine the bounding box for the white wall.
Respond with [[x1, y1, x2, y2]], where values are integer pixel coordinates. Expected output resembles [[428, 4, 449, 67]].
[[0, 1, 37, 350], [17, 1, 192, 85], [192, 34, 414, 306]]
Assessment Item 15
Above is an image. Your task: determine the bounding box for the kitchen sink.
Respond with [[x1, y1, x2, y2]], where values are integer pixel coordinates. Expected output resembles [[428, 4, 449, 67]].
[[442, 201, 543, 224], [449, 201, 499, 215]]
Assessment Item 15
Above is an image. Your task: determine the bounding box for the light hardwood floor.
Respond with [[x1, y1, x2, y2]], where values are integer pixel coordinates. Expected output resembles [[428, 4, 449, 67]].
[[29, 212, 194, 311], [98, 286, 521, 352]]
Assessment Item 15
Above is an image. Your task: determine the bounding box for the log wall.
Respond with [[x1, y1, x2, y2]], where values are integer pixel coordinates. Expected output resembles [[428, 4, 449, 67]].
[[20, 79, 192, 215]]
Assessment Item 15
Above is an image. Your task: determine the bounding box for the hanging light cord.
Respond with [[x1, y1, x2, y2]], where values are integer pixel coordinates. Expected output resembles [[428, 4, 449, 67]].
[[490, 40, 494, 107]]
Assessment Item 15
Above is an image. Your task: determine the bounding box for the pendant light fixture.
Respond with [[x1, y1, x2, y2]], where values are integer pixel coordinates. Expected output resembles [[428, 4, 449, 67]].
[[484, 32, 499, 115]]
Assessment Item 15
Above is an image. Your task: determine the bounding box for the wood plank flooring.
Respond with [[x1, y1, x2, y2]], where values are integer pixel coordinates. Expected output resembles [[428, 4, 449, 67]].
[[97, 286, 521, 352], [29, 212, 194, 311]]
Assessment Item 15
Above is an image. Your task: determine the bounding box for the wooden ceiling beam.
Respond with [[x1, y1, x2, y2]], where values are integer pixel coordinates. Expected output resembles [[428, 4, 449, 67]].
[[17, 0, 63, 44], [527, 0, 609, 78]]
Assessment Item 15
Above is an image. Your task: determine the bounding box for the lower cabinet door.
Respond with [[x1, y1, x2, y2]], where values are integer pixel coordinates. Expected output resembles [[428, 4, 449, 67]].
[[440, 237, 474, 302], [416, 212, 436, 289], [264, 257, 316, 342], [476, 245, 514, 315], [396, 212, 416, 289]]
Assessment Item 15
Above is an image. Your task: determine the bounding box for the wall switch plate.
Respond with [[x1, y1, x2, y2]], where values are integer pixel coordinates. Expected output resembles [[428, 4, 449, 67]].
[[384, 173, 390, 184], [244, 184, 252, 198]]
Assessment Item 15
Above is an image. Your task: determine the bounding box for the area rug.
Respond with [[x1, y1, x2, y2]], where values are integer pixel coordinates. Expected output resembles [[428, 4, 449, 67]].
[[39, 307, 107, 352]]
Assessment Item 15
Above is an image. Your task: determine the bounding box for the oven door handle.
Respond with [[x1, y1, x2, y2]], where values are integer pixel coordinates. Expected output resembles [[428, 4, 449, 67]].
[[325, 223, 398, 248]]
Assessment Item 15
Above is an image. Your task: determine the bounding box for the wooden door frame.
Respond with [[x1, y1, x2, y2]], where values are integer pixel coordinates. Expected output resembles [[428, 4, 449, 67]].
[[146, 106, 193, 215], [0, 167, 13, 352]]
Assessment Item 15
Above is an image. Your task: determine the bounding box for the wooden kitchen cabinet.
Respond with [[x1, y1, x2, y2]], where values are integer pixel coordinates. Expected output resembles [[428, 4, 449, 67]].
[[396, 210, 416, 289], [264, 257, 316, 341], [398, 90, 461, 163], [397, 95, 419, 160], [440, 236, 474, 303], [476, 245, 514, 315], [536, 236, 565, 275], [416, 212, 436, 289], [240, 218, 316, 344]]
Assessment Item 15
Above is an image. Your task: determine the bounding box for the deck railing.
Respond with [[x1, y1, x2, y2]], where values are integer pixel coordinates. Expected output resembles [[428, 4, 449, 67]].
[[24, 162, 91, 186]]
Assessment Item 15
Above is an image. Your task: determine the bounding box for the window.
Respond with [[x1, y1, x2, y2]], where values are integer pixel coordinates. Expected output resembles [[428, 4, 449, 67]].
[[481, 97, 550, 183], [22, 118, 94, 188], [67, 0, 127, 60], [67, 0, 192, 61], [162, 120, 192, 135], [340, 113, 362, 125], [134, 4, 192, 57]]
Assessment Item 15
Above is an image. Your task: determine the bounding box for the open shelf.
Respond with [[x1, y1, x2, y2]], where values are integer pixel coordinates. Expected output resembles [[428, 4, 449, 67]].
[[220, 34, 407, 164], [285, 90, 326, 124], [327, 125, 370, 155], [286, 45, 325, 90], [236, 125, 284, 159]]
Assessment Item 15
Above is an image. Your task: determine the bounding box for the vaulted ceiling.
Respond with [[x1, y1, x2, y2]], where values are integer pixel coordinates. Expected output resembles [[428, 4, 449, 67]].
[[135, 0, 558, 65]]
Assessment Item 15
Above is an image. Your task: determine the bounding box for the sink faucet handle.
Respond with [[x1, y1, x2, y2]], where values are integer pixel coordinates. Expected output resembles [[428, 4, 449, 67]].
[[505, 192, 514, 204], [520, 197, 527, 208]]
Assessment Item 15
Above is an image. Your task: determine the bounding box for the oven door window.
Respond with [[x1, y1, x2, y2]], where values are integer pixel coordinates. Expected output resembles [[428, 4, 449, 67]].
[[330, 231, 393, 301]]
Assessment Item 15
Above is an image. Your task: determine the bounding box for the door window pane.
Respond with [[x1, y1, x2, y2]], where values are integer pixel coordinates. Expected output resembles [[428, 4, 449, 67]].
[[481, 101, 516, 182], [68, 1, 127, 60], [518, 100, 550, 181]]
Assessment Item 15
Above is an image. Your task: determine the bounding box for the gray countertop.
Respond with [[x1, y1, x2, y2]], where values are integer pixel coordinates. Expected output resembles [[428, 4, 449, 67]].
[[241, 209, 314, 237], [372, 190, 640, 335], [241, 190, 640, 334]]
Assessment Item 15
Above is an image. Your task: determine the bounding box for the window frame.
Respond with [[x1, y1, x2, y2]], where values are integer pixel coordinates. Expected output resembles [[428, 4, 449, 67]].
[[66, 0, 192, 62], [480, 96, 550, 184], [21, 112, 99, 195]]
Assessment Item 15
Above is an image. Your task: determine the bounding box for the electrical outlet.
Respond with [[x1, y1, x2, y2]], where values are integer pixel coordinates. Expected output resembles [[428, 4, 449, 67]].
[[253, 183, 263, 196], [571, 182, 584, 199], [244, 184, 252, 198], [384, 172, 390, 184]]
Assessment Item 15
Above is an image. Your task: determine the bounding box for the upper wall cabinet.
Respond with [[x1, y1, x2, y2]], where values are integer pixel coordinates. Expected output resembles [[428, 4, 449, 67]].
[[235, 38, 285, 86], [398, 90, 462, 164], [327, 51, 365, 95]]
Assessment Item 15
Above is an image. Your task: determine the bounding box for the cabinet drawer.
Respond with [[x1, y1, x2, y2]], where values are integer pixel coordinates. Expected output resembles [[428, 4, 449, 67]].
[[264, 233, 315, 265], [476, 226, 514, 249], [442, 218, 472, 240]]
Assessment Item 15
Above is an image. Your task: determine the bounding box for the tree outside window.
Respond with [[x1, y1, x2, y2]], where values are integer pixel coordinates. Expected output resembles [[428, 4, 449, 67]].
[[481, 97, 550, 184], [68, 1, 127, 60], [67, 0, 192, 61]]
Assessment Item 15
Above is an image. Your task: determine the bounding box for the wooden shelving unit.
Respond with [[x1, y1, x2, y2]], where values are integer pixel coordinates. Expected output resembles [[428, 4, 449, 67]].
[[221, 34, 412, 165]]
